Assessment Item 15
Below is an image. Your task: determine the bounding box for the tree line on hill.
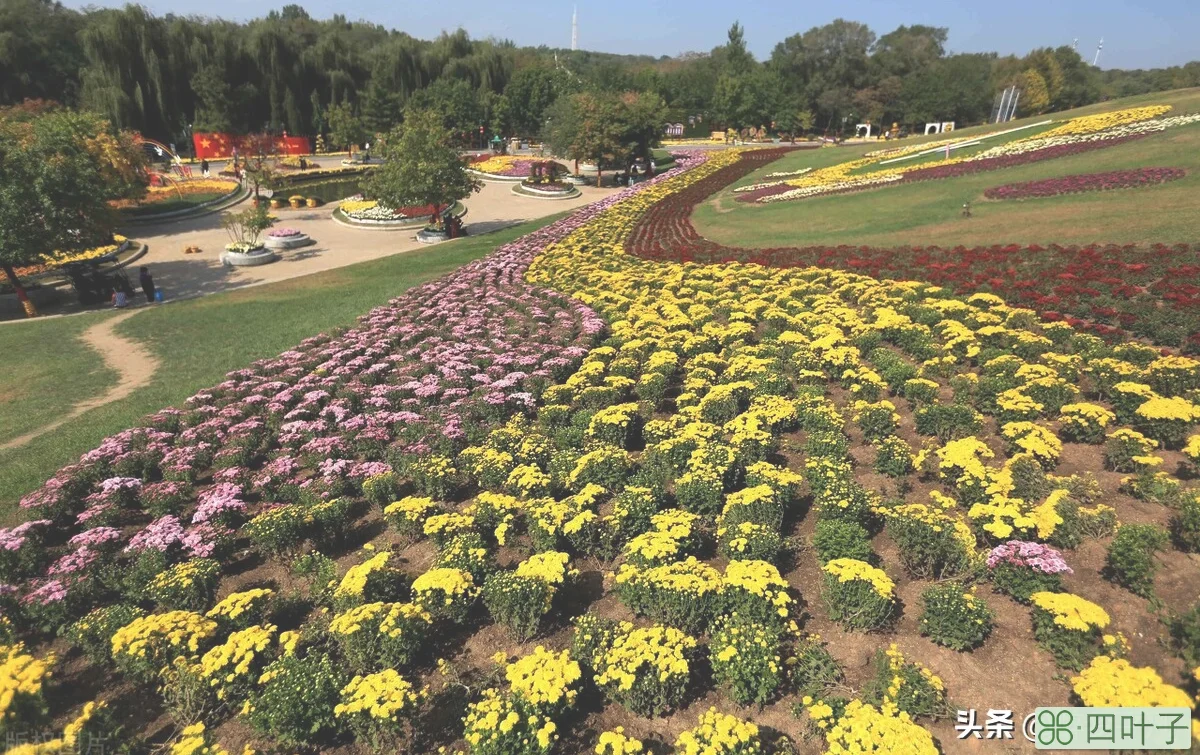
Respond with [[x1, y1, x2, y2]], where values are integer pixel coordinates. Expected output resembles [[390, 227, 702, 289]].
[[2, 0, 1199, 146]]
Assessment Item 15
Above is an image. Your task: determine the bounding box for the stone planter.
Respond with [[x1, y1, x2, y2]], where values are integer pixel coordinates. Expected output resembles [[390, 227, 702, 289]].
[[306, 197, 321, 207], [513, 183, 581, 200], [269, 198, 284, 209], [264, 233, 314, 250], [416, 228, 450, 244], [564, 174, 588, 186], [221, 246, 279, 267]]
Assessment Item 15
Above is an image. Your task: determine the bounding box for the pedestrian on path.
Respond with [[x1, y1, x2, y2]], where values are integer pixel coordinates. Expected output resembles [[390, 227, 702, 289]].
[[139, 266, 156, 303], [201, 159, 210, 177]]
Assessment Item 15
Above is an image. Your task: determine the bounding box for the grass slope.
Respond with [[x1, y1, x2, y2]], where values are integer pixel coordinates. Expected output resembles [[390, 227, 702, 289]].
[[0, 215, 563, 521], [693, 88, 1200, 248], [0, 315, 119, 448]]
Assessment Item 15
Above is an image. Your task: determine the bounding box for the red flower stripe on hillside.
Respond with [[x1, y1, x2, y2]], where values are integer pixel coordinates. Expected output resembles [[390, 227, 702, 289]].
[[983, 167, 1185, 200], [627, 148, 1200, 352]]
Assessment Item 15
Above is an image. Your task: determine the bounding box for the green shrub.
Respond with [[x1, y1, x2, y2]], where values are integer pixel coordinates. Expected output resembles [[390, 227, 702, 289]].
[[1030, 592, 1108, 670], [247, 652, 346, 746], [1170, 494, 1200, 553], [914, 404, 983, 440], [873, 435, 915, 477], [989, 563, 1064, 604], [901, 378, 940, 405], [360, 472, 400, 508], [675, 466, 726, 515], [591, 623, 697, 716], [64, 604, 146, 666], [292, 552, 338, 604], [567, 445, 632, 491], [614, 558, 721, 634], [435, 532, 495, 584], [1105, 524, 1168, 597], [461, 689, 557, 755], [408, 454, 459, 499], [709, 615, 785, 706], [812, 520, 874, 565], [570, 614, 618, 672], [1167, 602, 1200, 666], [863, 646, 950, 720], [1103, 429, 1157, 473], [245, 505, 312, 558], [804, 430, 851, 460], [884, 505, 976, 579], [917, 584, 994, 651], [789, 634, 843, 698], [146, 559, 221, 611], [820, 559, 896, 631], [328, 602, 432, 672], [482, 572, 554, 641], [717, 521, 783, 563]]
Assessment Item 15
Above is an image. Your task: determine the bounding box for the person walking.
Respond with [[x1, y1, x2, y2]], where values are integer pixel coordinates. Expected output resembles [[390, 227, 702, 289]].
[[201, 158, 210, 177], [139, 266, 156, 303]]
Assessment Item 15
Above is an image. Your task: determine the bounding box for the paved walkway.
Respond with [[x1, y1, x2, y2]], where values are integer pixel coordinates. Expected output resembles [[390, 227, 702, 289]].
[[123, 180, 616, 304]]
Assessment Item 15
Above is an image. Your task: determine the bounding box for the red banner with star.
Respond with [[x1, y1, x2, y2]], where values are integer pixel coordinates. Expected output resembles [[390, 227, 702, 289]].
[[192, 133, 311, 160]]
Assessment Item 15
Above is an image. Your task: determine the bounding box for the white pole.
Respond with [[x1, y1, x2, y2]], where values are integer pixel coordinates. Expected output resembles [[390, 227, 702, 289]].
[[1093, 38, 1103, 67], [997, 87, 1011, 123], [1009, 90, 1021, 120]]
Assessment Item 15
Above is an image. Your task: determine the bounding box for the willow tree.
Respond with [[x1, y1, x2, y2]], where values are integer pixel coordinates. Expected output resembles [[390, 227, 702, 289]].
[[364, 109, 481, 227], [0, 105, 145, 316]]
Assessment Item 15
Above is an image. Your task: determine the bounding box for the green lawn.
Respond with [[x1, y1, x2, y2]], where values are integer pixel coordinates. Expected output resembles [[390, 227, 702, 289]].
[[696, 88, 1200, 249], [0, 215, 563, 522], [0, 315, 119, 448]]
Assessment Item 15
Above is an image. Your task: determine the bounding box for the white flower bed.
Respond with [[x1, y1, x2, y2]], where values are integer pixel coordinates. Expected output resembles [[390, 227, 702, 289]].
[[346, 205, 399, 222], [763, 167, 813, 179]]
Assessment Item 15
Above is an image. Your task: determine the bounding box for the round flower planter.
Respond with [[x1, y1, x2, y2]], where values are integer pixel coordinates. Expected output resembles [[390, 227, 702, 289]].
[[564, 175, 589, 186], [513, 182, 581, 200], [306, 197, 321, 208], [269, 198, 284, 209], [221, 245, 279, 267], [264, 232, 314, 250], [416, 228, 450, 244]]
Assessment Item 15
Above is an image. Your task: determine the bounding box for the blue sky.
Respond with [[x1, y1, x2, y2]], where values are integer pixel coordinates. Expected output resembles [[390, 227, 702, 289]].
[[69, 0, 1197, 70]]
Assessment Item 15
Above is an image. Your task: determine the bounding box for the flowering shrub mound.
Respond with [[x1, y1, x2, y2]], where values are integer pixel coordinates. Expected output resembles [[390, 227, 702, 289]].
[[984, 167, 1185, 200], [4, 145, 1200, 754]]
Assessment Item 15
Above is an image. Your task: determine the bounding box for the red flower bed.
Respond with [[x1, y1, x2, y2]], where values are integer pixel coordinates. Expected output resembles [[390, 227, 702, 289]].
[[626, 149, 1200, 351], [983, 167, 1185, 199]]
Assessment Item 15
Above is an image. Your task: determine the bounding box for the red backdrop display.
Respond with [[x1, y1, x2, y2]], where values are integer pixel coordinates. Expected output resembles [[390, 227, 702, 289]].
[[192, 133, 311, 160]]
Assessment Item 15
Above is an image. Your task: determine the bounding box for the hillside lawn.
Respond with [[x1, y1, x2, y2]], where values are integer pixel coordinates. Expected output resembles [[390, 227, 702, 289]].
[[0, 215, 563, 522], [692, 87, 1200, 248]]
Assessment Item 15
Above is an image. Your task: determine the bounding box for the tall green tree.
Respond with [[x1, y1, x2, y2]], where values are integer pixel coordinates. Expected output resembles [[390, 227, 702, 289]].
[[500, 67, 574, 137], [0, 105, 145, 316], [325, 101, 366, 151], [545, 92, 625, 186], [364, 108, 482, 223]]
